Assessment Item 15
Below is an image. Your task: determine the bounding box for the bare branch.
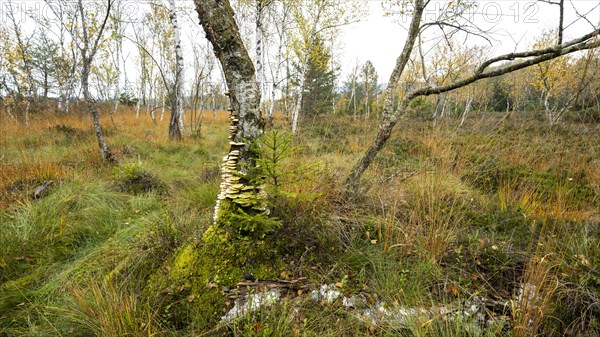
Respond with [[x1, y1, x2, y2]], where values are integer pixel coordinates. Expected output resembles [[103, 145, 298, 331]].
[[474, 28, 600, 75], [559, 0, 564, 45], [89, 0, 114, 59], [408, 34, 600, 99]]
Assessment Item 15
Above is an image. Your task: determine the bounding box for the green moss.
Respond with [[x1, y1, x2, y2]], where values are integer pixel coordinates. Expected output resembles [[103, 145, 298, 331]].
[[145, 198, 287, 330], [461, 153, 595, 207], [146, 237, 285, 329], [172, 244, 200, 281]]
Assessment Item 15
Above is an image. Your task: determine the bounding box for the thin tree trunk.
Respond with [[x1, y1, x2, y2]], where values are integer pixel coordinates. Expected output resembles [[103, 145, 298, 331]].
[[4, 99, 17, 121], [255, 0, 265, 118], [112, 41, 121, 118], [58, 87, 65, 111], [268, 83, 276, 126], [136, 97, 141, 119], [351, 77, 357, 120], [345, 0, 425, 192], [459, 96, 472, 127], [291, 53, 308, 134], [75, 0, 113, 161], [168, 0, 184, 139], [161, 94, 165, 121], [212, 85, 217, 123], [24, 100, 30, 127], [82, 58, 112, 161]]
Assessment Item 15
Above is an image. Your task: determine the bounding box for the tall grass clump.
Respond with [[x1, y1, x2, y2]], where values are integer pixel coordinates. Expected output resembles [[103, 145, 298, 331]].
[[64, 279, 162, 337], [1, 178, 130, 280], [406, 173, 464, 264]]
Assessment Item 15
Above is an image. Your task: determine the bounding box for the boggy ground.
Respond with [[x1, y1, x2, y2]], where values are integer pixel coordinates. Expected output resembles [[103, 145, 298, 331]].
[[1, 107, 598, 336]]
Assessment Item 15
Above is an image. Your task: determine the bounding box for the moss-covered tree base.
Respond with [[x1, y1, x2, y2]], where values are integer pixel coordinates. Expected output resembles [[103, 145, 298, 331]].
[[146, 199, 286, 330]]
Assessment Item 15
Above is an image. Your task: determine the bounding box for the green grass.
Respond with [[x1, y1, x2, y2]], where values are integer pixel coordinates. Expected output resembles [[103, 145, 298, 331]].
[[0, 109, 598, 336]]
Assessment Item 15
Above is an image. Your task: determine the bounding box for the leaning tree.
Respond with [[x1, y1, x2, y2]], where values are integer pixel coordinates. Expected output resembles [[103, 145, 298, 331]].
[[344, 0, 600, 192]]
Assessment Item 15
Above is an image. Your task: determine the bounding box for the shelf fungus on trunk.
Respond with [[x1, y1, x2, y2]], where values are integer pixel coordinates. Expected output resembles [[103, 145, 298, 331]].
[[213, 106, 268, 224], [196, 0, 267, 226]]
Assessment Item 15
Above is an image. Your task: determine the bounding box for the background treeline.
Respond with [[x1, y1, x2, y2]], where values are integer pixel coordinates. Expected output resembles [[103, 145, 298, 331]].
[[2, 1, 598, 134]]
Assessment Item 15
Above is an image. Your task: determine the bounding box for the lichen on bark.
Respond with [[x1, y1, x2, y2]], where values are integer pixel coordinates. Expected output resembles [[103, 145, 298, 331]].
[[195, 0, 267, 228]]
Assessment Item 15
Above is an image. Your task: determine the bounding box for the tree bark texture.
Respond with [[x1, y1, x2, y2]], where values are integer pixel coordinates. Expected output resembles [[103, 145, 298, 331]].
[[255, 0, 265, 115], [291, 53, 308, 134], [168, 0, 184, 140], [195, 0, 265, 223], [82, 58, 112, 161], [344, 0, 425, 192]]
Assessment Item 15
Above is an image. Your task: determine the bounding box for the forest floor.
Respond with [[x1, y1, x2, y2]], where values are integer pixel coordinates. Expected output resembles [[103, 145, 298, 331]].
[[1, 107, 598, 336]]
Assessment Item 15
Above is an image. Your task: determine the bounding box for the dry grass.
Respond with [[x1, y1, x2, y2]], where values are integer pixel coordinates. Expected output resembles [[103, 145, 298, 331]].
[[0, 161, 73, 210], [1, 107, 598, 336], [67, 280, 161, 336]]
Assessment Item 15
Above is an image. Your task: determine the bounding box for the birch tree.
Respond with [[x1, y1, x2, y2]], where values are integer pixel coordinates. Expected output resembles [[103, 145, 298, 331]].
[[254, 0, 271, 118], [45, 0, 115, 160], [344, 0, 600, 192], [4, 0, 35, 126], [107, 0, 127, 117], [531, 30, 591, 125], [37, 3, 79, 113], [361, 60, 378, 119], [168, 0, 185, 139], [80, 0, 114, 160], [195, 0, 265, 225], [265, 1, 292, 126]]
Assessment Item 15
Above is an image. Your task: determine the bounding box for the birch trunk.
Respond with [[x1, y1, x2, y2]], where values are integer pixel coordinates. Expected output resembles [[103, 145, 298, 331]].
[[268, 83, 276, 126], [77, 0, 113, 161], [459, 96, 472, 127], [168, 0, 184, 139], [160, 94, 165, 121], [82, 58, 112, 161], [135, 97, 141, 119], [4, 100, 16, 121], [112, 42, 121, 118], [291, 53, 308, 134], [212, 87, 217, 123], [345, 0, 425, 192], [255, 0, 265, 117], [58, 86, 65, 112], [196, 0, 265, 224], [25, 100, 30, 127]]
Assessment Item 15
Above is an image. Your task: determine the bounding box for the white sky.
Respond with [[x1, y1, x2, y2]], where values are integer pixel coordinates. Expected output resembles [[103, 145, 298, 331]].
[[2, 0, 599, 91], [340, 0, 600, 82]]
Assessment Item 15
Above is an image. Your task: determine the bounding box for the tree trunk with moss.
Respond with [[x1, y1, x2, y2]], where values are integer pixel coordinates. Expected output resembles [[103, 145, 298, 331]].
[[195, 0, 265, 224]]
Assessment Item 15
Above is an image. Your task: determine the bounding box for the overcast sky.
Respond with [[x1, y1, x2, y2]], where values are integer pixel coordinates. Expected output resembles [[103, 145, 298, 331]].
[[2, 0, 599, 91], [340, 0, 600, 82]]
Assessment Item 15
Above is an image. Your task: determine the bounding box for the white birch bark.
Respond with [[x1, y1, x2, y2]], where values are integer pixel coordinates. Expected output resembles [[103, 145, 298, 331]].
[[168, 0, 184, 139], [291, 53, 308, 134], [459, 96, 473, 127], [255, 0, 265, 116]]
